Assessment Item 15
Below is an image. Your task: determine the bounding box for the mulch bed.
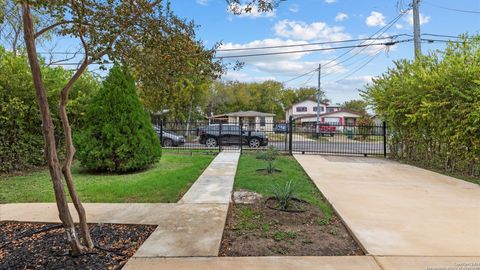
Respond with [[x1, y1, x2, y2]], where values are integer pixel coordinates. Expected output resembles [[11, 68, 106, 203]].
[[219, 201, 363, 256], [0, 221, 156, 270]]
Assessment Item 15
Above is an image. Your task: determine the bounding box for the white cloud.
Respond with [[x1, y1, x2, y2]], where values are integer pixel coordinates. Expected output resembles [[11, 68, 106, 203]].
[[289, 4, 300, 13], [395, 23, 403, 29], [405, 10, 430, 26], [274, 19, 351, 41], [366, 11, 386, 27], [217, 38, 348, 78], [196, 0, 208, 5], [223, 71, 275, 82], [325, 0, 337, 3], [227, 3, 275, 18], [335, 12, 349, 22]]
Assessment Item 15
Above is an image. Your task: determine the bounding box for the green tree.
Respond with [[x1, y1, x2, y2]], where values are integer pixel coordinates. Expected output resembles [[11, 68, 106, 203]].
[[76, 65, 161, 173], [341, 100, 368, 115], [19, 0, 194, 255]]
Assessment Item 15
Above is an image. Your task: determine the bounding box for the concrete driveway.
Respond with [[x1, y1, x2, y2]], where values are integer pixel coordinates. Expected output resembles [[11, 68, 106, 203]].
[[294, 155, 480, 257]]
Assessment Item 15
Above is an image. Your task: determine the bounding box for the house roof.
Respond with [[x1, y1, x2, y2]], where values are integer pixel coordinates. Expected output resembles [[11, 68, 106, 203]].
[[209, 110, 276, 119], [291, 109, 362, 120], [289, 99, 329, 109]]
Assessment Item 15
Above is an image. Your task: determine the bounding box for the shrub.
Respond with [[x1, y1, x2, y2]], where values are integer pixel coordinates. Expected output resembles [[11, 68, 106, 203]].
[[363, 35, 480, 178], [75, 65, 161, 172], [272, 180, 296, 210], [0, 47, 98, 173], [256, 146, 279, 173]]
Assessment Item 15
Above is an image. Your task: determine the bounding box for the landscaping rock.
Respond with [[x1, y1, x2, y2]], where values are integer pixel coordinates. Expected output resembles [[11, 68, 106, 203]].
[[232, 189, 263, 204]]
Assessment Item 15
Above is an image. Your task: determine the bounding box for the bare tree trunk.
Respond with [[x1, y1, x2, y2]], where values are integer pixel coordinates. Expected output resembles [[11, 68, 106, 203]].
[[21, 1, 85, 255], [59, 61, 94, 251]]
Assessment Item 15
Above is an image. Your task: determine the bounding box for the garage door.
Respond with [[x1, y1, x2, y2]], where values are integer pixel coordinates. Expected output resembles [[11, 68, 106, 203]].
[[324, 117, 340, 124]]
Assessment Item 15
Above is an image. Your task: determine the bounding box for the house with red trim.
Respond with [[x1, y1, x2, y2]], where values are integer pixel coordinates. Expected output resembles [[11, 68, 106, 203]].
[[285, 99, 361, 126]]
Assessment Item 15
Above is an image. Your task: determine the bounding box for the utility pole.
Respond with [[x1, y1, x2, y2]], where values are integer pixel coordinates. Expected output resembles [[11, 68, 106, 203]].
[[316, 64, 321, 136], [412, 0, 422, 58]]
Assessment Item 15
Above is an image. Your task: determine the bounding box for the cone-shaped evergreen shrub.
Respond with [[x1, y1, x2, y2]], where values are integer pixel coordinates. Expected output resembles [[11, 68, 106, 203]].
[[75, 65, 161, 172]]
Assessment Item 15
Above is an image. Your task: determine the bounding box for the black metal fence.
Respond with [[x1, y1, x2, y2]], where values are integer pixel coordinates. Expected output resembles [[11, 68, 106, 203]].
[[152, 117, 387, 157]]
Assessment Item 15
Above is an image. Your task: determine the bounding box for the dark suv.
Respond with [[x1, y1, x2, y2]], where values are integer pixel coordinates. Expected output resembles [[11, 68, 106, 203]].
[[198, 124, 268, 148]]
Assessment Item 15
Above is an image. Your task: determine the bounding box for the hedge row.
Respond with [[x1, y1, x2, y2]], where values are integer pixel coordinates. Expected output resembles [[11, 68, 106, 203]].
[[364, 35, 480, 178]]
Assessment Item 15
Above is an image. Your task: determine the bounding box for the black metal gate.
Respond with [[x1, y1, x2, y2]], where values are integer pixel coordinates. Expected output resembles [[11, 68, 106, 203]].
[[152, 118, 387, 157]]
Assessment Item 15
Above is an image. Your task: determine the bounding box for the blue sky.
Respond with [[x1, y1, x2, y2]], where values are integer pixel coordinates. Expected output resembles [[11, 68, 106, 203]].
[[168, 0, 480, 104]]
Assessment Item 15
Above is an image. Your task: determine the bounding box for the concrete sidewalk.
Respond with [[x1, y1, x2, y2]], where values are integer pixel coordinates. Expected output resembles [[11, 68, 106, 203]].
[[179, 151, 240, 204], [124, 256, 382, 270], [294, 155, 480, 257], [0, 151, 240, 257]]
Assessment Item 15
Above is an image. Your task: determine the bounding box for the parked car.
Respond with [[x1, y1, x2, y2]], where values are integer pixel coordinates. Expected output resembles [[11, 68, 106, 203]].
[[274, 123, 288, 133], [153, 126, 185, 147], [198, 124, 268, 148]]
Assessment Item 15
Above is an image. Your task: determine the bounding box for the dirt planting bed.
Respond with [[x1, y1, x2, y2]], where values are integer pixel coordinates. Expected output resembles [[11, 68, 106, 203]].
[[0, 221, 155, 270], [219, 201, 363, 256]]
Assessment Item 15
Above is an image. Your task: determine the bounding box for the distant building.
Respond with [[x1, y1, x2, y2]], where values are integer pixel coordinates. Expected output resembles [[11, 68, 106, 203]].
[[208, 110, 275, 131], [285, 99, 361, 126]]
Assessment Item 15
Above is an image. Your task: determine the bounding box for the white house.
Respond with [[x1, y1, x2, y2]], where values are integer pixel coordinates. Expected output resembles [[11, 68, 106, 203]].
[[285, 99, 361, 126], [208, 111, 275, 131], [285, 100, 328, 120]]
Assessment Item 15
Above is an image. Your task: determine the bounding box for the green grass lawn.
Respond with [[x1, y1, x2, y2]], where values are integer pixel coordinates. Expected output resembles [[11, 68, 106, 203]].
[[234, 154, 333, 220], [0, 153, 214, 203]]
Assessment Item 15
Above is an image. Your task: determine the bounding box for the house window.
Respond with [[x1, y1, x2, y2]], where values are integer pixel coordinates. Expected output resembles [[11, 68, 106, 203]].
[[296, 107, 307, 112], [327, 107, 335, 113], [260, 117, 266, 127], [313, 106, 324, 112]]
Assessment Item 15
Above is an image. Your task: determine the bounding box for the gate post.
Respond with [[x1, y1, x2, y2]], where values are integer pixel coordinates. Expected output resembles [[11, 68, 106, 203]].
[[288, 116, 293, 155], [160, 120, 163, 147], [239, 119, 243, 153], [219, 122, 222, 152], [382, 121, 387, 158]]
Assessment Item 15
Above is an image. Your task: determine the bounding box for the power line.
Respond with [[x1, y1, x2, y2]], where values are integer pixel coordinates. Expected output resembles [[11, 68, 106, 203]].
[[279, 12, 407, 85], [216, 35, 409, 52], [281, 68, 318, 84], [321, 12, 407, 70], [335, 48, 385, 83], [423, 1, 480, 14], [213, 39, 411, 59]]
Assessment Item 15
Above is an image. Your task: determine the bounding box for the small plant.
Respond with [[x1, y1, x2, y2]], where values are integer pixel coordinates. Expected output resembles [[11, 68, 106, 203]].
[[273, 230, 297, 241], [272, 180, 296, 210], [317, 215, 332, 226], [256, 146, 280, 174], [261, 223, 270, 233], [234, 207, 261, 230]]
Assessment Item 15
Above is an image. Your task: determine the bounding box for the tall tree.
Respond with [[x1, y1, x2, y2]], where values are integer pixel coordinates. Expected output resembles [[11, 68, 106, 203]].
[[76, 65, 161, 172], [341, 99, 368, 115], [20, 0, 192, 255], [128, 26, 223, 121]]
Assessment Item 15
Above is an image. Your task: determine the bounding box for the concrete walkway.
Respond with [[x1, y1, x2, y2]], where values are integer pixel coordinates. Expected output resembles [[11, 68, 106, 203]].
[[0, 203, 227, 257], [179, 151, 239, 204], [294, 155, 480, 257], [0, 151, 240, 258]]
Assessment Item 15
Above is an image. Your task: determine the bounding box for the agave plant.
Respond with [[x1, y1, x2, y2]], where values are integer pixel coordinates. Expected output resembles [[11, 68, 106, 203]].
[[272, 180, 296, 210]]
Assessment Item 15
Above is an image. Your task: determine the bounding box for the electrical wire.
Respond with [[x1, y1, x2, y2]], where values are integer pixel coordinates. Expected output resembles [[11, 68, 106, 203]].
[[212, 40, 408, 59], [216, 35, 408, 52], [423, 1, 480, 14], [334, 47, 386, 83], [279, 12, 408, 85]]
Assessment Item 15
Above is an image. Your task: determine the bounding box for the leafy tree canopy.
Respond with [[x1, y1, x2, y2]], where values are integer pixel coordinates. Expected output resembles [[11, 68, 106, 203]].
[[341, 100, 368, 115], [362, 35, 480, 177]]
